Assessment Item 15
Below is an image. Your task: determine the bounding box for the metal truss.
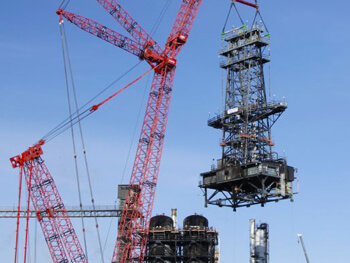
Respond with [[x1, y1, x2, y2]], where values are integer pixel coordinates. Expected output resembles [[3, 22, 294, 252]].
[[0, 205, 121, 218], [200, 13, 297, 210]]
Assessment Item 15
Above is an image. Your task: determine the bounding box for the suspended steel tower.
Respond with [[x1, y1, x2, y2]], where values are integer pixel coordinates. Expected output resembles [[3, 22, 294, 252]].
[[199, 1, 298, 210]]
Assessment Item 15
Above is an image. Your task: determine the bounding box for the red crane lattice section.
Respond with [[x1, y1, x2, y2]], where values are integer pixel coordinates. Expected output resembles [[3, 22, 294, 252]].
[[165, 0, 202, 57], [113, 66, 176, 262], [58, 0, 204, 262], [10, 144, 87, 263], [96, 0, 163, 54], [58, 10, 144, 58]]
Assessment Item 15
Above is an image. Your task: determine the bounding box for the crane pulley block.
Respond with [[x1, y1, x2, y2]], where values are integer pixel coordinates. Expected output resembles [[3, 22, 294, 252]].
[[143, 48, 164, 64], [165, 57, 177, 67], [166, 32, 188, 49], [10, 140, 45, 168]]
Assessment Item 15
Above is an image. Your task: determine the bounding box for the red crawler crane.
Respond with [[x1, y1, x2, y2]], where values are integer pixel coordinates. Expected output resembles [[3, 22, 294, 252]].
[[57, 1, 203, 261]]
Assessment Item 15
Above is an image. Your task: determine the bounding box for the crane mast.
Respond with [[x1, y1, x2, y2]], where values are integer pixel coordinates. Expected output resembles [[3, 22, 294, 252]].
[[60, 0, 202, 262], [110, 1, 203, 262], [10, 142, 87, 263]]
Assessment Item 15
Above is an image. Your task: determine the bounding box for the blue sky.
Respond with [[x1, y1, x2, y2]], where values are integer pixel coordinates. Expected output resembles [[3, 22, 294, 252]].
[[1, 0, 349, 262]]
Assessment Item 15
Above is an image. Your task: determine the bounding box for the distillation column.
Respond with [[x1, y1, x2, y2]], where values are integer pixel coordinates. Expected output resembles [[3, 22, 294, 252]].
[[250, 219, 269, 263]]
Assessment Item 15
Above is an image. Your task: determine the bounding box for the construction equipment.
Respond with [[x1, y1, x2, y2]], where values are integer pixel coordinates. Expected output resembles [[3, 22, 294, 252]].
[[10, 142, 87, 263], [58, 1, 203, 261], [10, 0, 204, 262], [10, 1, 262, 262], [297, 234, 310, 263]]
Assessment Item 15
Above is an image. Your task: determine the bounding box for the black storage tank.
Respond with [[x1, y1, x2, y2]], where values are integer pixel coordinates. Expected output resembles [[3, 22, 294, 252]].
[[148, 215, 175, 263], [183, 215, 210, 263], [150, 214, 173, 229], [183, 214, 209, 229]]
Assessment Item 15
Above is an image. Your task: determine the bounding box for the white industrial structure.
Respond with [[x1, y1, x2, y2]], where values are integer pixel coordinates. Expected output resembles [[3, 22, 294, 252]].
[[250, 219, 269, 263]]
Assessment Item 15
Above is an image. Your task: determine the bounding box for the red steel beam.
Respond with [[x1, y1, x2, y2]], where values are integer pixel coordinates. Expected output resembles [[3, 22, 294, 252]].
[[234, 0, 258, 9]]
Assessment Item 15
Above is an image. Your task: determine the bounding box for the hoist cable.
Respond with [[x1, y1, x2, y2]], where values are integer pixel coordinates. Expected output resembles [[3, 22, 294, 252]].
[[150, 0, 172, 37], [120, 73, 151, 185], [257, 10, 269, 33], [58, 0, 72, 10], [59, 22, 89, 260], [103, 216, 115, 254], [43, 109, 93, 143], [88, 65, 157, 112], [58, 0, 66, 9], [40, 61, 142, 143], [61, 23, 106, 263], [268, 60, 271, 101], [233, 3, 245, 25], [222, 3, 233, 33], [251, 9, 258, 26]]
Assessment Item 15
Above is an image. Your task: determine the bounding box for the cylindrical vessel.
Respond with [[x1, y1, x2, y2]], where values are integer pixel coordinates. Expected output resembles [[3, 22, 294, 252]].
[[183, 214, 209, 228], [183, 215, 210, 263], [148, 215, 175, 263], [255, 223, 269, 263], [150, 214, 173, 229]]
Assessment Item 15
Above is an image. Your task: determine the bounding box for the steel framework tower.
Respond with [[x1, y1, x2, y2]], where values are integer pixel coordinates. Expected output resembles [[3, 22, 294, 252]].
[[199, 6, 297, 210]]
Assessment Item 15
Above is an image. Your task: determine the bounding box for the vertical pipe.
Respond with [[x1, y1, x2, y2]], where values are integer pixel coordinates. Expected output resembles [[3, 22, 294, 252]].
[[250, 219, 256, 263], [171, 208, 177, 229], [14, 166, 24, 263], [280, 173, 286, 197]]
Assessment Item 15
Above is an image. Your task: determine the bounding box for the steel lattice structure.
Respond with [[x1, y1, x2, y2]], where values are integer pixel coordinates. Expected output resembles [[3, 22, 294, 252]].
[[199, 5, 298, 210], [217, 25, 279, 165], [10, 143, 87, 263], [9, 1, 202, 263], [0, 205, 121, 218], [10, 1, 266, 262]]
